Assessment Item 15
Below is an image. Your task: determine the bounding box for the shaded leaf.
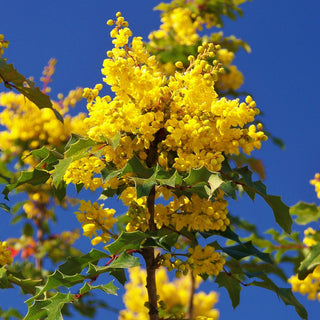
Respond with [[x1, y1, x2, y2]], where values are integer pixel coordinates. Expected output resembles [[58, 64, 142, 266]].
[[2, 169, 50, 199], [59, 249, 109, 275], [222, 241, 273, 264], [215, 272, 241, 308]]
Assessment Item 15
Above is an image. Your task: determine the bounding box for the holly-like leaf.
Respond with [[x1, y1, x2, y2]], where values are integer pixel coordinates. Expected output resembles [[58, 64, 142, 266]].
[[248, 274, 308, 319], [222, 241, 273, 264], [52, 158, 72, 187], [183, 166, 212, 186], [264, 195, 292, 234], [64, 136, 96, 159], [298, 243, 320, 279], [59, 249, 109, 275], [121, 156, 154, 178], [106, 231, 146, 255], [0, 58, 63, 122], [79, 280, 118, 296], [290, 201, 320, 225], [215, 272, 241, 308], [25, 292, 74, 320], [2, 169, 50, 199], [29, 147, 62, 171]]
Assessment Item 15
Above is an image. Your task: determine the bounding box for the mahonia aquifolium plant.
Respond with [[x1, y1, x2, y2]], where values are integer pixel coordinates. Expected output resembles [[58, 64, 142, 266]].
[[0, 1, 318, 320], [63, 12, 266, 278]]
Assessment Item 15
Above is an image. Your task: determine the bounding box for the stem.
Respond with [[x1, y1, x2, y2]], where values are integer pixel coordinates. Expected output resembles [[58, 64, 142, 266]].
[[142, 185, 159, 320], [187, 273, 196, 319]]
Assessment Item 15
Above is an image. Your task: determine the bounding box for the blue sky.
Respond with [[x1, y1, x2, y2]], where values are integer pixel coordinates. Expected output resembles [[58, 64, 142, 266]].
[[1, 0, 320, 319]]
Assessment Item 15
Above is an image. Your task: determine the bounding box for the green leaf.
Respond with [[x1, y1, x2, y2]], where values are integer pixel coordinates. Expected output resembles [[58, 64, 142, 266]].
[[0, 58, 63, 122], [64, 136, 96, 159], [23, 223, 34, 237], [156, 169, 183, 187], [0, 267, 14, 289], [248, 274, 308, 319], [298, 243, 320, 279], [0, 203, 10, 213], [2, 169, 51, 199], [278, 288, 308, 320], [30, 147, 62, 171], [52, 158, 72, 187], [25, 292, 74, 320], [207, 173, 224, 197], [79, 280, 118, 296], [87, 252, 140, 278], [106, 231, 146, 255], [183, 166, 212, 186], [222, 241, 273, 264], [59, 249, 109, 275], [264, 195, 292, 234], [215, 272, 241, 308], [290, 201, 320, 225], [220, 181, 237, 200], [121, 156, 154, 178], [31, 270, 86, 300]]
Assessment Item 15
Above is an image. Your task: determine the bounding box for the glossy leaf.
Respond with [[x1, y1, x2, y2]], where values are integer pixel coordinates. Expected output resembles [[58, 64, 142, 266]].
[[106, 231, 146, 255], [2, 169, 50, 199], [0, 58, 62, 122], [298, 243, 320, 279]]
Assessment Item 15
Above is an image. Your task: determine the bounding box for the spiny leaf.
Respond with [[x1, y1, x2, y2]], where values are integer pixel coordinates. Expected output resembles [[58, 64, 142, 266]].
[[59, 249, 109, 275], [52, 158, 72, 187], [264, 195, 292, 234], [32, 270, 86, 300], [215, 272, 241, 308], [106, 231, 146, 255], [79, 280, 118, 296], [156, 169, 183, 187], [278, 288, 308, 320], [29, 147, 62, 171], [121, 156, 154, 178], [2, 169, 50, 199], [25, 292, 74, 320], [64, 136, 96, 159], [0, 58, 63, 122], [222, 241, 273, 264], [183, 166, 212, 186], [248, 274, 308, 319], [298, 243, 320, 279], [290, 201, 320, 225]]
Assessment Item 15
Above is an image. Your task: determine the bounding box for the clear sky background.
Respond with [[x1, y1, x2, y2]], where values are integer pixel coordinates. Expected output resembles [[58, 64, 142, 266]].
[[1, 0, 320, 319]]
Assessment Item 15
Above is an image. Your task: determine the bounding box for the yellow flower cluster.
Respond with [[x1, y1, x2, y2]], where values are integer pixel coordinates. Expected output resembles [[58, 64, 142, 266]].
[[161, 243, 225, 278], [303, 227, 317, 247], [119, 266, 219, 320], [156, 189, 229, 232], [0, 90, 86, 153], [215, 48, 244, 92], [149, 7, 202, 46], [75, 200, 116, 246], [63, 155, 106, 191], [0, 241, 13, 266], [188, 245, 225, 277], [77, 13, 266, 180], [289, 265, 320, 301], [310, 173, 320, 199]]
